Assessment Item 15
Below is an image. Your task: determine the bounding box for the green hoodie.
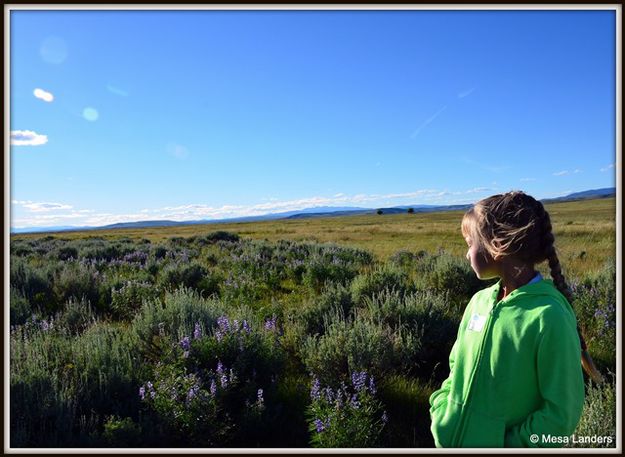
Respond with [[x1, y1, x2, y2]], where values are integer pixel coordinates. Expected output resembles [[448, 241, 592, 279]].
[[429, 279, 585, 448]]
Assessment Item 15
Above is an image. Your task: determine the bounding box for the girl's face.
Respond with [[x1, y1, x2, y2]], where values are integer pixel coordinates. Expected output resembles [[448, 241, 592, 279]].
[[465, 236, 500, 280]]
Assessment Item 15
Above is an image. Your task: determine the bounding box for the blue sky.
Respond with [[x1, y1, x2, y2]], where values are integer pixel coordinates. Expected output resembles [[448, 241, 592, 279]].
[[9, 8, 616, 229]]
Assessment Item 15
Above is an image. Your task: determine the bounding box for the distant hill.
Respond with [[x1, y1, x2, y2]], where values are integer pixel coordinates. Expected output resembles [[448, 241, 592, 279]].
[[541, 187, 616, 203], [10, 187, 616, 234]]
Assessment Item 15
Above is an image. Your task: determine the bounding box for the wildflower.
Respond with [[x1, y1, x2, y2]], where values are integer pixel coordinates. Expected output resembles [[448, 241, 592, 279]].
[[209, 380, 217, 397], [187, 385, 199, 402], [314, 418, 326, 433], [382, 411, 389, 424], [40, 320, 50, 331], [216, 361, 224, 375], [139, 386, 146, 400], [217, 316, 230, 332], [264, 315, 277, 331], [257, 388, 264, 405], [147, 381, 156, 399], [310, 377, 321, 401], [243, 320, 251, 334], [350, 394, 361, 409], [368, 376, 377, 395], [220, 374, 229, 388], [351, 371, 367, 392], [193, 322, 202, 340]]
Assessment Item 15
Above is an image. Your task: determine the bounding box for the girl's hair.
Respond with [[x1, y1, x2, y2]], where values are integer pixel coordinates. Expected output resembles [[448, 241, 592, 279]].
[[461, 190, 604, 384]]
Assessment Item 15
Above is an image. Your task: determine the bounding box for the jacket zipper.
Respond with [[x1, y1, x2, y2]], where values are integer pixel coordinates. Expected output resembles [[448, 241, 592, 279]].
[[452, 298, 501, 447]]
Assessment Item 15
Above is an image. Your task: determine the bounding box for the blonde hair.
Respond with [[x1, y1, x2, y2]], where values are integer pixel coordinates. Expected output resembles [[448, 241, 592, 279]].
[[462, 191, 604, 384]]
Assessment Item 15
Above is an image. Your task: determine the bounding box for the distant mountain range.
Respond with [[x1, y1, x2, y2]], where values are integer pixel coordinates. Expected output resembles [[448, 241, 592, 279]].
[[11, 187, 616, 234]]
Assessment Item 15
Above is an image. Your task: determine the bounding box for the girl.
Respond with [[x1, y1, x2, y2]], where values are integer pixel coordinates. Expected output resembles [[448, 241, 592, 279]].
[[429, 191, 603, 448]]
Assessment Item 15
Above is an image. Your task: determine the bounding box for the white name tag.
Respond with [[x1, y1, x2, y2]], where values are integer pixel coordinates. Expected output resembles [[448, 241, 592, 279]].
[[468, 313, 487, 332]]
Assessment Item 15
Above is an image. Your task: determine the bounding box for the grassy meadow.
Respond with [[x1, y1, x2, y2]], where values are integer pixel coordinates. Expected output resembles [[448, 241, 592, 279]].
[[14, 197, 616, 278], [9, 197, 617, 448]]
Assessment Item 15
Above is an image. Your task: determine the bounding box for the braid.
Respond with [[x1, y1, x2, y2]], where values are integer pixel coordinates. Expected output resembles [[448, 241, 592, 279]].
[[540, 206, 604, 384]]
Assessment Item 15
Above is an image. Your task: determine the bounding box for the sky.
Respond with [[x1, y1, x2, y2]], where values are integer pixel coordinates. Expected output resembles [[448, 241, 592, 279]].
[[9, 8, 617, 230]]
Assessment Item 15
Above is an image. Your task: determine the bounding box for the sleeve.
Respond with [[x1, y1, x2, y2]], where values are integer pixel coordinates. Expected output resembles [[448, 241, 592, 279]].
[[504, 313, 586, 448]]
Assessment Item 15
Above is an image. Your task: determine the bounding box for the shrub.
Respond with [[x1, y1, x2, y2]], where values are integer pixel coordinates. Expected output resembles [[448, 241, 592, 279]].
[[297, 283, 354, 337], [567, 375, 616, 448], [10, 257, 56, 313], [131, 288, 229, 361], [360, 290, 459, 381], [101, 416, 142, 447], [571, 259, 616, 373], [350, 266, 411, 306], [54, 298, 97, 336], [111, 281, 161, 321], [10, 320, 142, 447], [139, 314, 285, 446], [53, 261, 110, 314], [203, 231, 241, 244], [307, 371, 387, 447], [413, 252, 484, 311], [302, 312, 420, 386], [10, 287, 32, 326], [158, 263, 220, 297]]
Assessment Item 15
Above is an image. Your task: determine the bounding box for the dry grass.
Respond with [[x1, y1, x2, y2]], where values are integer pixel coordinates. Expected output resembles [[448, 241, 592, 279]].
[[12, 197, 616, 279]]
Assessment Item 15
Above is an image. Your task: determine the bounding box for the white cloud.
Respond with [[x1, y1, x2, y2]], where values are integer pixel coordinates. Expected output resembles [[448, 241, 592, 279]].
[[12, 187, 493, 230], [167, 143, 189, 159], [13, 200, 73, 212], [520, 178, 536, 182], [106, 84, 129, 97], [10, 130, 48, 146], [600, 164, 615, 172], [411, 105, 447, 138], [33, 88, 54, 102], [457, 87, 476, 99], [573, 169, 582, 174], [553, 170, 569, 176]]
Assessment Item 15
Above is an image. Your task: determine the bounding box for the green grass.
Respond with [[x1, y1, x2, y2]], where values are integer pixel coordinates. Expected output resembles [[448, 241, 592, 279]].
[[12, 197, 616, 279]]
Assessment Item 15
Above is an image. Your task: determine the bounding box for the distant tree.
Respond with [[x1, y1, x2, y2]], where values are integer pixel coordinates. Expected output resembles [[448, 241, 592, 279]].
[[407, 208, 415, 214], [376, 209, 383, 215]]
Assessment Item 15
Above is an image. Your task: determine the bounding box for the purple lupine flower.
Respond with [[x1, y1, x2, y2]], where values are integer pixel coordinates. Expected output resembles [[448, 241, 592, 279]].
[[215, 330, 223, 342], [220, 374, 229, 388], [351, 371, 367, 392], [381, 411, 388, 424], [216, 361, 224, 375], [314, 418, 326, 433], [139, 386, 146, 400], [193, 322, 202, 340], [264, 315, 277, 331], [323, 387, 334, 403], [209, 380, 217, 397], [242, 320, 251, 334], [335, 387, 344, 410], [179, 336, 191, 357], [187, 385, 199, 402], [147, 381, 156, 399], [217, 316, 231, 332], [257, 388, 264, 405], [350, 394, 361, 409], [233, 319, 240, 332], [310, 377, 321, 401], [368, 376, 377, 395]]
